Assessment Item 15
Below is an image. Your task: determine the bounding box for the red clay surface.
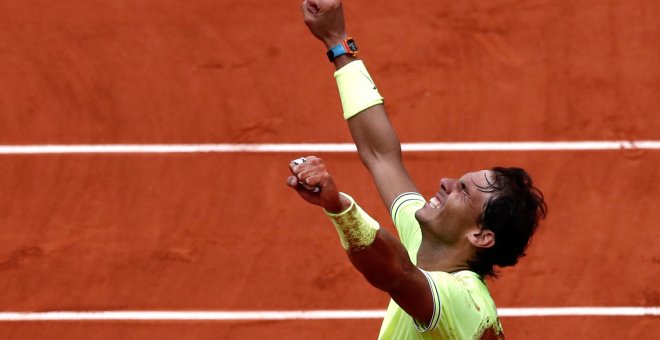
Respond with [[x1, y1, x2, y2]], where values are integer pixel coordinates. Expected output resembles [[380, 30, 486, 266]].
[[0, 0, 658, 339]]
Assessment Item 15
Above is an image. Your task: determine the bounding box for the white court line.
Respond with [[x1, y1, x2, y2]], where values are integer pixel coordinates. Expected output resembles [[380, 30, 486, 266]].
[[0, 141, 659, 154], [0, 307, 658, 321]]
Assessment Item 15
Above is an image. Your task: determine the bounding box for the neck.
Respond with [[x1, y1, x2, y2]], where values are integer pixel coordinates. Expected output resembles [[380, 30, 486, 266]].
[[416, 233, 473, 273]]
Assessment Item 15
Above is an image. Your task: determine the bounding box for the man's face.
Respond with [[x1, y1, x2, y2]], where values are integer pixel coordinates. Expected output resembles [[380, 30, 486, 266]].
[[415, 170, 495, 244]]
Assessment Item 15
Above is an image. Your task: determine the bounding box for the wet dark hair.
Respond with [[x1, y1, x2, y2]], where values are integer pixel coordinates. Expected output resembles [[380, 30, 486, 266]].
[[468, 167, 547, 278]]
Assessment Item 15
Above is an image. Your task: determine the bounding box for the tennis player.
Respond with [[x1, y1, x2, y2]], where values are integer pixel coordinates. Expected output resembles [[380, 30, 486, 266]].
[[289, 1, 547, 338]]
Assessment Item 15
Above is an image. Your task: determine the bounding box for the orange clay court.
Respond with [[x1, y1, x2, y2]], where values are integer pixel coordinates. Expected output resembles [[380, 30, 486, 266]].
[[0, 0, 658, 339]]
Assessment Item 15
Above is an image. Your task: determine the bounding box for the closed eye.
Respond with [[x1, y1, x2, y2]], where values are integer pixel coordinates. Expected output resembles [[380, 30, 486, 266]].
[[460, 180, 471, 201], [459, 180, 468, 193]]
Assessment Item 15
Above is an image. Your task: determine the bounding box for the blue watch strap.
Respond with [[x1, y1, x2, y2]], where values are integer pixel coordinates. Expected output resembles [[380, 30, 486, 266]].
[[327, 43, 347, 61]]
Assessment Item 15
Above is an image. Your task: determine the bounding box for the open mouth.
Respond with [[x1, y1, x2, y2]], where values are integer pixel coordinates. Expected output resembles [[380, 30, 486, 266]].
[[428, 194, 442, 209]]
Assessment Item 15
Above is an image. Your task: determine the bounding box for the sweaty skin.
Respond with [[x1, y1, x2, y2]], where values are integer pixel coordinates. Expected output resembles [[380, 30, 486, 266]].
[[295, 1, 507, 338]]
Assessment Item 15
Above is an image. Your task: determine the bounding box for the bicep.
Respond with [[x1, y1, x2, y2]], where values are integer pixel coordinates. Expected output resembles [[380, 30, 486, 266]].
[[368, 161, 418, 210], [389, 268, 438, 328], [348, 229, 435, 327]]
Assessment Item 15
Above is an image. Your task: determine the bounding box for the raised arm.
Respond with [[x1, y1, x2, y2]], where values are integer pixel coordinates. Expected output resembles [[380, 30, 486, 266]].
[[286, 156, 434, 326], [301, 0, 417, 209]]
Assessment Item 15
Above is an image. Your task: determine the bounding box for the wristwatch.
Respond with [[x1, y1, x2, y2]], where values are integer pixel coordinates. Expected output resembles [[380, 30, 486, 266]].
[[326, 37, 359, 61]]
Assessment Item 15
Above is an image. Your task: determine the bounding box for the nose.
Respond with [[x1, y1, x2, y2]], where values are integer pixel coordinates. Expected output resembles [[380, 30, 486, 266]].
[[440, 178, 458, 194]]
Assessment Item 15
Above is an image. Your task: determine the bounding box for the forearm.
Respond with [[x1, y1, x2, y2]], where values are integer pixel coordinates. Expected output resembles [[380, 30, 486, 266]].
[[301, 0, 401, 168], [332, 59, 417, 206], [301, 0, 416, 207], [326, 193, 416, 292], [332, 57, 400, 163], [330, 54, 401, 164]]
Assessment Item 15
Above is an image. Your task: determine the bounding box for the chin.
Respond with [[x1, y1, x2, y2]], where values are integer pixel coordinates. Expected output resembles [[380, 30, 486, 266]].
[[414, 205, 435, 225]]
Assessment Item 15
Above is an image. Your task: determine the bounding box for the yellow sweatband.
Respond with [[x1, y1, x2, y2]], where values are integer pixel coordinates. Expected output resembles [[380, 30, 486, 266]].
[[334, 60, 384, 120], [325, 193, 380, 252]]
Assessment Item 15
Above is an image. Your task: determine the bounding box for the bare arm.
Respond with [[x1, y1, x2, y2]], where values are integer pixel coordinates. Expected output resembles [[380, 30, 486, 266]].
[[350, 228, 434, 326], [302, 0, 418, 210], [347, 105, 417, 210], [287, 156, 434, 325]]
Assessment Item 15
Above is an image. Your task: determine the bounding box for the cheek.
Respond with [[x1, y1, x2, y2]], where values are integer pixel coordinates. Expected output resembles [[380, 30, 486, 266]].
[[443, 199, 476, 224], [442, 199, 460, 215]]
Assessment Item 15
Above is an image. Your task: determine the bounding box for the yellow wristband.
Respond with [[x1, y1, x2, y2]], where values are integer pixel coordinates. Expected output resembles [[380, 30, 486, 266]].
[[334, 60, 384, 120], [325, 193, 380, 252]]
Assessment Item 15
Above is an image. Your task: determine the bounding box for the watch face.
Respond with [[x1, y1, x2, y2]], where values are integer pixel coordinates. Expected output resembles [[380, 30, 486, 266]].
[[347, 39, 358, 52]]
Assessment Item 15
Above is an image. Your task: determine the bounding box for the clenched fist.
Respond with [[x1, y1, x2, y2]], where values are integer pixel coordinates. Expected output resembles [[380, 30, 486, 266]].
[[301, 0, 347, 48], [287, 156, 351, 213]]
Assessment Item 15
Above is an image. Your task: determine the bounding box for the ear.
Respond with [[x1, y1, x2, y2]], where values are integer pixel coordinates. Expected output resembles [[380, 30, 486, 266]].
[[468, 229, 495, 249]]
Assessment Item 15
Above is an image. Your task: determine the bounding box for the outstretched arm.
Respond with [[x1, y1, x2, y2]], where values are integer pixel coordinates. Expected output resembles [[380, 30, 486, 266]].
[[301, 0, 418, 209], [287, 156, 434, 326]]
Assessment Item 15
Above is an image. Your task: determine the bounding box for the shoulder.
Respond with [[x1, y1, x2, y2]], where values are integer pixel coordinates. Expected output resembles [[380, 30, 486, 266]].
[[390, 192, 425, 221], [389, 192, 425, 251]]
